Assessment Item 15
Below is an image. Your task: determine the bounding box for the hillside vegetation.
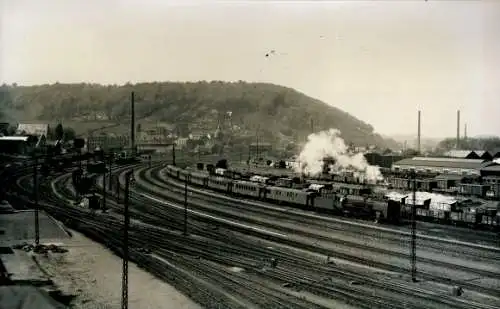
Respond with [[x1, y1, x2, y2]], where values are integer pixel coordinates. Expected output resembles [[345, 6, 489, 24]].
[[0, 81, 398, 148]]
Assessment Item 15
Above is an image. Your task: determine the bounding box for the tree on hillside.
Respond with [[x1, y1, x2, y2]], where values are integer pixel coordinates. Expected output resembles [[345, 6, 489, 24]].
[[0, 82, 399, 149], [436, 137, 500, 152]]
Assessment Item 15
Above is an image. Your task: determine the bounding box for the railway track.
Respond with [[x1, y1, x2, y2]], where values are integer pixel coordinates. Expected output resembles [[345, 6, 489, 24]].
[[10, 166, 341, 308], [108, 168, 465, 308], [128, 164, 500, 306], [140, 166, 500, 294], [6, 160, 500, 309]]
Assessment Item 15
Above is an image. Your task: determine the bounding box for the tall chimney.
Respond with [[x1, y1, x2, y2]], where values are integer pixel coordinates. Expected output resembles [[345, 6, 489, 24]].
[[131, 91, 135, 155], [456, 110, 460, 149], [464, 123, 467, 141], [417, 110, 421, 154]]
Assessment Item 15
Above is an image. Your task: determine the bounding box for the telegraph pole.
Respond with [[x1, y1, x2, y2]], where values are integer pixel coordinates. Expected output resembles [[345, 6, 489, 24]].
[[184, 175, 189, 236], [172, 143, 176, 166], [108, 154, 113, 191], [122, 170, 133, 309], [102, 157, 107, 213], [33, 155, 40, 246], [410, 171, 417, 282], [130, 91, 136, 157]]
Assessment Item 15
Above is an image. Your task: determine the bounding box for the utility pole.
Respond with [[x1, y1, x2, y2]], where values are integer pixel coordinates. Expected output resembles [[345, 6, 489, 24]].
[[115, 175, 120, 203], [108, 155, 113, 191], [33, 155, 40, 246], [172, 143, 176, 166], [410, 171, 417, 282], [102, 155, 107, 213], [130, 91, 136, 157], [256, 125, 260, 161], [310, 118, 314, 135], [184, 175, 189, 236], [122, 170, 133, 309]]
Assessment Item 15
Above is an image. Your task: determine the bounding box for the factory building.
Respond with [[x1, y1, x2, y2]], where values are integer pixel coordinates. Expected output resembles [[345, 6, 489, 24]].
[[444, 150, 493, 161], [391, 157, 496, 176]]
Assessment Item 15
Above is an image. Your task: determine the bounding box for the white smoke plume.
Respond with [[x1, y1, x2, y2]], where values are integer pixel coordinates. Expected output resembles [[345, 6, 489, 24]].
[[293, 128, 383, 183]]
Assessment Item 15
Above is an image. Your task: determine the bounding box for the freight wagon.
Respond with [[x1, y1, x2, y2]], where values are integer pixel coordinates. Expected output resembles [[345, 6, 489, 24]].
[[162, 165, 401, 225], [161, 165, 499, 231]]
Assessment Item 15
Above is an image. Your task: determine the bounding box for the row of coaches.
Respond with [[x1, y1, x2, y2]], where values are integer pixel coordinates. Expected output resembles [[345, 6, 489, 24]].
[[164, 165, 500, 231], [164, 165, 402, 224]]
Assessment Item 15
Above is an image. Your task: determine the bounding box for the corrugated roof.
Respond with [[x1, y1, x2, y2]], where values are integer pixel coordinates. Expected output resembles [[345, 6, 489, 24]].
[[393, 157, 492, 170], [411, 157, 484, 163], [444, 150, 475, 158], [491, 148, 500, 157]]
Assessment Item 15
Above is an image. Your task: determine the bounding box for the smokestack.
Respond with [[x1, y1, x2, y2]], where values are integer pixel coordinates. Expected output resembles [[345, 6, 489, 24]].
[[464, 123, 467, 141], [131, 91, 135, 154], [456, 110, 460, 149], [417, 110, 421, 154]]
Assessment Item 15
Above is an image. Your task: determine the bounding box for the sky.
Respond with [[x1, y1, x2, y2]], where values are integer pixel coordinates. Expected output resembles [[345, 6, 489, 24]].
[[1, 0, 499, 138]]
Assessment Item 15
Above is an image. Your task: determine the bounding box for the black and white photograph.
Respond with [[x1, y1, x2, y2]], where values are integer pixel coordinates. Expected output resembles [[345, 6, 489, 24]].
[[1, 0, 499, 308]]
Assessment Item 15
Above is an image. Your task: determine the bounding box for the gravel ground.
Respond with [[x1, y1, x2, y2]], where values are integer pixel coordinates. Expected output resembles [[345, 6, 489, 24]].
[[34, 228, 202, 309]]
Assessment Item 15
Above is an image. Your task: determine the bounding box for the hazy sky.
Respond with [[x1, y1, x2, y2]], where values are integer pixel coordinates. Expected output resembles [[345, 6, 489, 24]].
[[1, 0, 499, 138]]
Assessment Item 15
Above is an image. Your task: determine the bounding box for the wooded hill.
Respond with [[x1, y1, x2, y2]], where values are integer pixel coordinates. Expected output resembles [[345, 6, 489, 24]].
[[0, 81, 399, 149]]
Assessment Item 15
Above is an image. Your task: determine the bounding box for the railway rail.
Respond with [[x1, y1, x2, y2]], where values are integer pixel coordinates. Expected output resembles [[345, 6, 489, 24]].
[[126, 165, 500, 308], [143, 166, 500, 291], [5, 159, 500, 309]]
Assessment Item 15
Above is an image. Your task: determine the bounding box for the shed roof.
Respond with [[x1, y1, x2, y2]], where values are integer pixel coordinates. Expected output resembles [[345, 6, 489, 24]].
[[444, 150, 475, 158], [491, 148, 500, 157], [393, 157, 492, 170], [474, 150, 489, 157]]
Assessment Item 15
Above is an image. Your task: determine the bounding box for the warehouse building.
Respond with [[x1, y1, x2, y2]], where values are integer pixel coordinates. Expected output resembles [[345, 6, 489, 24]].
[[391, 157, 496, 176], [444, 150, 494, 160]]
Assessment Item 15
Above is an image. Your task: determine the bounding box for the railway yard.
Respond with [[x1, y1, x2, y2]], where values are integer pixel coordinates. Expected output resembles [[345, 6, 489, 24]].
[[2, 157, 500, 309]]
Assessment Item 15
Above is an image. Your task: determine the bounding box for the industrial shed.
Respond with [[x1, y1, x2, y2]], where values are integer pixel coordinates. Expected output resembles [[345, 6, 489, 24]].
[[491, 148, 500, 159], [444, 150, 493, 160], [391, 157, 496, 176]]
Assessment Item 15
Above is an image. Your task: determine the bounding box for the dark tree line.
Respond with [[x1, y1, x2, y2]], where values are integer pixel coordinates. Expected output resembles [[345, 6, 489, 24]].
[[0, 81, 400, 149], [437, 137, 500, 152]]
